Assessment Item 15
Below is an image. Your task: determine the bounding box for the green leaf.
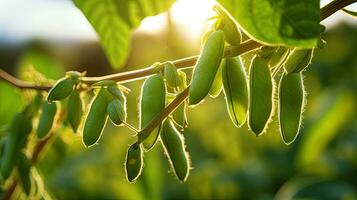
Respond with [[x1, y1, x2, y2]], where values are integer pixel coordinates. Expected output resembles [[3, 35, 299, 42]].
[[73, 0, 175, 69], [217, 0, 320, 48]]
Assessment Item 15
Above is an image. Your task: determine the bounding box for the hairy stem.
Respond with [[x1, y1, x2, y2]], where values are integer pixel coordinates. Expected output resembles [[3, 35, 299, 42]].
[[0, 40, 261, 91], [78, 40, 261, 83]]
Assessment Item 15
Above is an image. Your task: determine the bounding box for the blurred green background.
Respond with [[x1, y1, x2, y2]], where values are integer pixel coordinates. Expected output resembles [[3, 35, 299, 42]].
[[1, 1, 357, 199]]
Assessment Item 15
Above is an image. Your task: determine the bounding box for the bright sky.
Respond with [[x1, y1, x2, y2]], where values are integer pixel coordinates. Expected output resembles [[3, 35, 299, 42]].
[[0, 0, 356, 44]]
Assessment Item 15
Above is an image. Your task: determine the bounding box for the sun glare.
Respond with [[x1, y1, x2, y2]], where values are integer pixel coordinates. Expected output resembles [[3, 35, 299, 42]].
[[138, 0, 216, 38]]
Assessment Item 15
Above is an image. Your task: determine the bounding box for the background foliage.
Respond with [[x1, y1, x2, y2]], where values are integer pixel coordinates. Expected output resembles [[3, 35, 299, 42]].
[[0, 0, 357, 199]]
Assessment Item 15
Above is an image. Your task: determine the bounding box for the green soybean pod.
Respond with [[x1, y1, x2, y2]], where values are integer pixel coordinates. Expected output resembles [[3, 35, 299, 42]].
[[189, 30, 225, 106], [125, 143, 143, 182], [214, 5, 241, 45], [67, 90, 83, 133], [47, 77, 75, 102], [160, 120, 190, 182], [163, 62, 181, 88], [269, 47, 290, 68], [279, 72, 304, 145], [107, 86, 125, 103], [36, 102, 57, 139], [209, 60, 224, 98], [201, 30, 214, 46], [177, 71, 187, 92], [1, 113, 32, 179], [248, 56, 274, 136], [17, 153, 32, 195], [139, 74, 166, 151], [107, 99, 126, 126], [222, 57, 249, 127], [284, 49, 313, 73], [82, 89, 109, 147], [172, 100, 188, 130]]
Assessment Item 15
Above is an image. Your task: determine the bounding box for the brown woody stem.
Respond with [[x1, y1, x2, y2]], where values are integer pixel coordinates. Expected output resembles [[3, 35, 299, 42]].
[[321, 0, 357, 21], [0, 40, 260, 90]]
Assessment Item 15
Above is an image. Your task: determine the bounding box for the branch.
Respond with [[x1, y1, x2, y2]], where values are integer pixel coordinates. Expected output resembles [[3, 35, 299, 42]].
[[138, 87, 189, 142], [321, 0, 357, 21], [0, 69, 51, 91], [82, 40, 261, 83], [0, 40, 260, 90]]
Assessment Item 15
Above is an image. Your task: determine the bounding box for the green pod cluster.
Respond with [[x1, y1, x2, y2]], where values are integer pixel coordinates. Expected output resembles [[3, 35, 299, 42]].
[[18, 153, 32, 195], [269, 47, 290, 68], [1, 113, 32, 179], [67, 90, 83, 133], [107, 99, 126, 126], [82, 89, 110, 147], [284, 49, 313, 73], [248, 56, 274, 136], [163, 62, 181, 88], [36, 102, 57, 139], [47, 77, 75, 102], [209, 60, 224, 98], [160, 120, 190, 182], [125, 143, 143, 182], [214, 5, 242, 45], [279, 72, 305, 145], [189, 30, 225, 105], [139, 74, 166, 151], [222, 57, 249, 127]]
